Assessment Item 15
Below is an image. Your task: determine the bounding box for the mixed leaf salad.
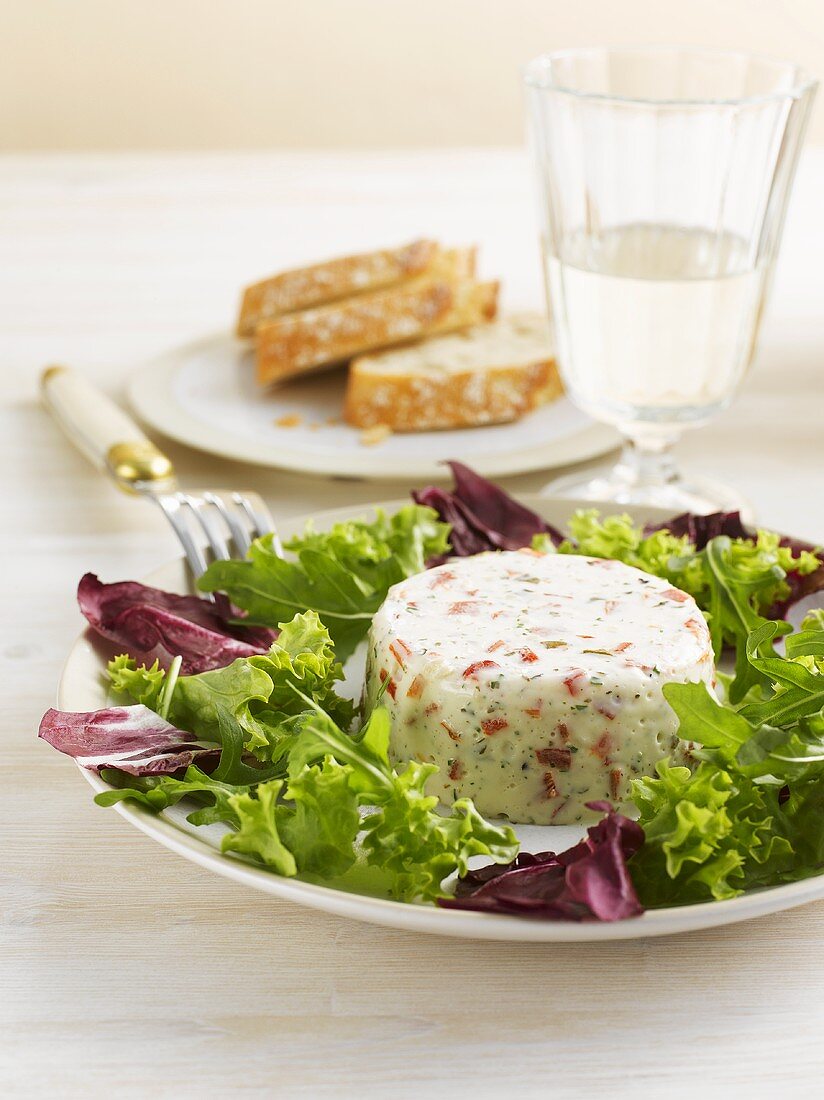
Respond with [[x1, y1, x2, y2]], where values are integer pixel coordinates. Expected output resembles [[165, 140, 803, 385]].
[[40, 463, 824, 922]]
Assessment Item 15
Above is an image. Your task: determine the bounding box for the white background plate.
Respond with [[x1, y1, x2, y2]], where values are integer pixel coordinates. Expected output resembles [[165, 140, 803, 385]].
[[127, 333, 619, 480], [56, 495, 824, 941]]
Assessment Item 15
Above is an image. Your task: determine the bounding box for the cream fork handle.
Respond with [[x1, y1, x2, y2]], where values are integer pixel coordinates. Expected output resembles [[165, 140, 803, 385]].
[[40, 366, 177, 493]]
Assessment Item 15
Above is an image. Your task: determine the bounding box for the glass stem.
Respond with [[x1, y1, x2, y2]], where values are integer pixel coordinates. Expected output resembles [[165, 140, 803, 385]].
[[615, 433, 681, 489]]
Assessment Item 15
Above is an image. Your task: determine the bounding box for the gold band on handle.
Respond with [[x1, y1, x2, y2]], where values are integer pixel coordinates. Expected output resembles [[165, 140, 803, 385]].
[[41, 364, 69, 387], [106, 441, 176, 490]]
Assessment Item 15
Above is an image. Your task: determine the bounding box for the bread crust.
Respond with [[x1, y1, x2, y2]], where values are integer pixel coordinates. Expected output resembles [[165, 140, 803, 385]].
[[343, 314, 562, 431], [237, 239, 438, 337], [255, 256, 497, 386]]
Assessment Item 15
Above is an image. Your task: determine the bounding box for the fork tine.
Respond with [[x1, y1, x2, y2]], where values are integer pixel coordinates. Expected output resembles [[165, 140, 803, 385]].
[[155, 489, 279, 586], [234, 491, 283, 557], [157, 494, 210, 578], [205, 491, 252, 557], [184, 494, 233, 563]]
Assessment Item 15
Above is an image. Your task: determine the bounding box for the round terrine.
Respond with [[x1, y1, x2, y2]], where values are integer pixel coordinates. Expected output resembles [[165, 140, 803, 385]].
[[363, 549, 713, 825]]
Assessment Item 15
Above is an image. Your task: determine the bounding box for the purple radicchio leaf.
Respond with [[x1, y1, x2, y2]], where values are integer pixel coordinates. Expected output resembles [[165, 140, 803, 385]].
[[438, 802, 645, 922], [642, 510, 750, 549], [412, 461, 564, 562], [772, 534, 824, 623], [38, 705, 220, 776], [78, 574, 277, 675]]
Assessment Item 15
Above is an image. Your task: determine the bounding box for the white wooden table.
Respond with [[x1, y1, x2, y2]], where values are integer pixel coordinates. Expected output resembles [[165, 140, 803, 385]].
[[3, 150, 824, 1098]]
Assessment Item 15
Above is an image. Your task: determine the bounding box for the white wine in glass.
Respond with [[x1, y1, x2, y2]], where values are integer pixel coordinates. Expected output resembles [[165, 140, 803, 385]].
[[525, 48, 816, 513]]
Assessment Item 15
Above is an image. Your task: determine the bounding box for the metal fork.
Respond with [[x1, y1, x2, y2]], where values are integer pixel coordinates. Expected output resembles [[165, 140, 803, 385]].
[[41, 366, 281, 579]]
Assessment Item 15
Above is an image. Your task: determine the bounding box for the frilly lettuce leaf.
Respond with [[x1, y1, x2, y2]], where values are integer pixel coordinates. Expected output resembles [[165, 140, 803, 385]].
[[222, 781, 297, 876], [634, 614, 824, 907], [286, 504, 450, 583], [287, 706, 518, 900], [552, 510, 705, 595], [280, 758, 362, 879], [108, 611, 355, 769], [100, 704, 518, 899], [629, 760, 793, 905], [245, 611, 355, 750], [107, 655, 165, 709], [360, 757, 520, 902]]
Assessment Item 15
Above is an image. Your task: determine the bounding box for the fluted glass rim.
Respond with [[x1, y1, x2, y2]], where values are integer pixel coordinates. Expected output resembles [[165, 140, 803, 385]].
[[523, 46, 817, 107]]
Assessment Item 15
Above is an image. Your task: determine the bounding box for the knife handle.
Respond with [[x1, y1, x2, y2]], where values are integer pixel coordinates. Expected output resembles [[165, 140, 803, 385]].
[[41, 365, 176, 492]]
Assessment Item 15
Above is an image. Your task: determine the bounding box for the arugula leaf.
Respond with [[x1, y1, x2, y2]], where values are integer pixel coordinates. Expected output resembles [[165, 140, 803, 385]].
[[739, 620, 824, 728], [287, 705, 393, 794], [633, 615, 824, 905], [786, 627, 824, 661], [198, 506, 449, 662], [660, 678, 824, 783], [703, 538, 791, 701], [199, 538, 375, 662], [661, 681, 756, 766], [95, 765, 246, 826]]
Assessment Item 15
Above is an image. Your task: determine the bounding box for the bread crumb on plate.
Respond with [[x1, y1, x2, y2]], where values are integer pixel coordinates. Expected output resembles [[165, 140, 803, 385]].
[[274, 414, 303, 428], [359, 424, 393, 446]]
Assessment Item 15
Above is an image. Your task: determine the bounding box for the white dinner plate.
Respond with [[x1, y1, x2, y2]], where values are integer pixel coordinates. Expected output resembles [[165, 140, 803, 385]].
[[56, 495, 824, 941], [127, 333, 620, 480]]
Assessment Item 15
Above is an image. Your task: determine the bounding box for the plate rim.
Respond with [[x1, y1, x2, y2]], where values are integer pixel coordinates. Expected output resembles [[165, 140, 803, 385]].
[[56, 493, 824, 941], [127, 332, 620, 481]]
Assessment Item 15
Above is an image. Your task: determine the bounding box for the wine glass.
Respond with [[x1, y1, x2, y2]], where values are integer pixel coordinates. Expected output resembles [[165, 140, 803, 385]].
[[524, 47, 816, 513]]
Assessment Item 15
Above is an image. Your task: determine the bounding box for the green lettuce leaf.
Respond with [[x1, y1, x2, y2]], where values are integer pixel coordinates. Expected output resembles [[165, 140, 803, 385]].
[[633, 616, 824, 906], [244, 611, 355, 758], [285, 704, 519, 900], [661, 680, 756, 766], [108, 611, 356, 770], [359, 757, 520, 902], [97, 697, 517, 900], [107, 655, 165, 709], [629, 760, 793, 905], [280, 758, 361, 879], [287, 505, 449, 584], [222, 780, 297, 876], [197, 505, 450, 662], [553, 510, 705, 595]]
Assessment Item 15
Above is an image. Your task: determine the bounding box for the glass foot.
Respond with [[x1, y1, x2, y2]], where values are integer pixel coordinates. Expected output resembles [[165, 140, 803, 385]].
[[543, 440, 754, 520]]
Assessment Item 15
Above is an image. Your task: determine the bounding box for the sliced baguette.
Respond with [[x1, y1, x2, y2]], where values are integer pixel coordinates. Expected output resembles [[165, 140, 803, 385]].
[[237, 239, 439, 337], [255, 248, 496, 386], [343, 312, 561, 432]]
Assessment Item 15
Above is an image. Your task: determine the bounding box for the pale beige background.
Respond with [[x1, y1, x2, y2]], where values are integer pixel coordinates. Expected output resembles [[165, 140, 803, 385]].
[[3, 0, 823, 150]]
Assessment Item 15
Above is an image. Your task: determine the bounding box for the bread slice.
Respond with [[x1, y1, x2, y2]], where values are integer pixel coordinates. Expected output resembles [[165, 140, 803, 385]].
[[343, 312, 561, 432], [255, 248, 497, 386], [238, 239, 439, 337]]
